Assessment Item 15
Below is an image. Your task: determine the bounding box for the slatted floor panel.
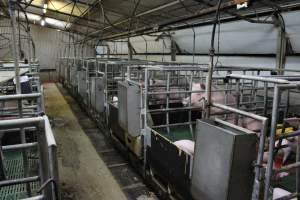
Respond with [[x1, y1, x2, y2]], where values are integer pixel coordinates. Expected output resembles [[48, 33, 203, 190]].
[[0, 151, 40, 199]]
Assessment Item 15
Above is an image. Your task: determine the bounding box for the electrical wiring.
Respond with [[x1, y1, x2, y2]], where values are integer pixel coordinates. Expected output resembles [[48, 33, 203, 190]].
[[98, 1, 125, 32]]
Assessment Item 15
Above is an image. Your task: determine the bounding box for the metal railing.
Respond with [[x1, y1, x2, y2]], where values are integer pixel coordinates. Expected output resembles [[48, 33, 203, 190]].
[[0, 115, 59, 200]]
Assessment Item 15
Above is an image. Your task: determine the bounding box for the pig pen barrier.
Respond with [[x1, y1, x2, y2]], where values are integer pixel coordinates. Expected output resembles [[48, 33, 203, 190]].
[[0, 61, 59, 200], [119, 65, 279, 199], [58, 57, 151, 127], [0, 116, 59, 200], [59, 56, 300, 200], [141, 69, 300, 199], [216, 74, 300, 200]]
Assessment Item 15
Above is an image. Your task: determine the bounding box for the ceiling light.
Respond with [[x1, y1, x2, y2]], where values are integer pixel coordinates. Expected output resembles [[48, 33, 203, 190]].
[[43, 3, 48, 9], [19, 12, 41, 21], [41, 19, 45, 26], [43, 8, 47, 14], [45, 17, 70, 29]]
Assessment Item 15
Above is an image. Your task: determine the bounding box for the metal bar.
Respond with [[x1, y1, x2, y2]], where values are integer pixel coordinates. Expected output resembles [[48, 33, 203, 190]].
[[212, 103, 267, 121], [297, 134, 300, 200], [235, 79, 240, 124], [215, 118, 255, 134], [0, 93, 41, 101], [8, 0, 21, 94], [152, 121, 196, 129], [263, 82, 268, 116], [228, 74, 290, 84], [279, 130, 300, 139], [21, 195, 44, 200], [166, 72, 171, 136], [2, 142, 38, 151], [252, 118, 269, 200], [143, 68, 149, 166], [264, 85, 280, 200], [0, 176, 39, 187], [0, 117, 44, 129]]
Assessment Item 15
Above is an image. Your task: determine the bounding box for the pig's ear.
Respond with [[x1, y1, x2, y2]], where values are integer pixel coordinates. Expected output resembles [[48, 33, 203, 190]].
[[200, 83, 206, 90]]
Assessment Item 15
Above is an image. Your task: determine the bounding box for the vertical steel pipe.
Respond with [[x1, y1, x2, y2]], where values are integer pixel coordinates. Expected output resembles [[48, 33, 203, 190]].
[[264, 85, 280, 200]]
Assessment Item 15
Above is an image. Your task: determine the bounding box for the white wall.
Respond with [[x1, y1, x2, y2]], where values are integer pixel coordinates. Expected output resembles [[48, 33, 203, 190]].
[[0, 19, 95, 69], [106, 10, 300, 67], [127, 10, 300, 54]]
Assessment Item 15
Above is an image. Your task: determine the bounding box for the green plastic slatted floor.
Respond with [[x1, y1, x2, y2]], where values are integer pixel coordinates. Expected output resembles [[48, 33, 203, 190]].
[[154, 125, 194, 142], [0, 151, 40, 199]]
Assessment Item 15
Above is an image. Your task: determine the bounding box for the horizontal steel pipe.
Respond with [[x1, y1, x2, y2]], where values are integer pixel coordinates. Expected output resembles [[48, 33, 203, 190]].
[[0, 93, 41, 101], [152, 121, 196, 129], [0, 117, 44, 129], [212, 103, 267, 121], [0, 176, 39, 187], [228, 74, 291, 84], [2, 142, 38, 151], [20, 195, 44, 200]]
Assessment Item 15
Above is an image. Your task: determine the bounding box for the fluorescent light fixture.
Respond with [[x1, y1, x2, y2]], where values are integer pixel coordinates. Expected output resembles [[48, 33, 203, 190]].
[[43, 8, 47, 13], [41, 19, 45, 26], [45, 17, 71, 29], [19, 12, 41, 21], [43, 3, 48, 9]]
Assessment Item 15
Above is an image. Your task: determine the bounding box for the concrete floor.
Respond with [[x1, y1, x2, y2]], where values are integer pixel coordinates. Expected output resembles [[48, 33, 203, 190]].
[[43, 83, 128, 200]]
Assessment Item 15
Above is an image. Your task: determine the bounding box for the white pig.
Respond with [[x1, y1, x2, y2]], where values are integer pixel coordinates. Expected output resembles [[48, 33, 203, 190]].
[[182, 82, 262, 133], [182, 83, 236, 114], [174, 140, 195, 156], [273, 188, 296, 200]]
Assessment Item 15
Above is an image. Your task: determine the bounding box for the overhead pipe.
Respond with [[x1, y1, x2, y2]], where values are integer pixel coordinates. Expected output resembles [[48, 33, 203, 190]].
[[204, 0, 223, 118], [8, 0, 21, 94], [96, 2, 300, 42], [87, 0, 185, 37]]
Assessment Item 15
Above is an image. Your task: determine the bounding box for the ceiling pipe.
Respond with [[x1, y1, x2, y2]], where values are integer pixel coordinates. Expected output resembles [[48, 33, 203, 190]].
[[90, 0, 238, 40], [96, 1, 300, 41], [8, 0, 21, 94], [86, 0, 185, 37]]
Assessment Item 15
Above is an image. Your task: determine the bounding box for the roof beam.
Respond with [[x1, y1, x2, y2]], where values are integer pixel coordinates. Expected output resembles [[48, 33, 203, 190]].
[[97, 0, 300, 41], [86, 0, 184, 37], [0, 13, 97, 38], [19, 2, 111, 26], [15, 8, 104, 31]]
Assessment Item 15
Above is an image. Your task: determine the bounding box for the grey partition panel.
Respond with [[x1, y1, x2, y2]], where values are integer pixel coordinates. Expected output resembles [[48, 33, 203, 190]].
[[191, 119, 258, 200], [118, 82, 128, 131], [70, 67, 77, 87], [118, 81, 141, 137], [64, 66, 68, 80], [78, 71, 87, 101], [127, 83, 141, 137], [90, 77, 105, 113]]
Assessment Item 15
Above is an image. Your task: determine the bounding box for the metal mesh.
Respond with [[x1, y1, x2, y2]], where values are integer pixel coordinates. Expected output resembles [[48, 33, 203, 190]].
[[0, 151, 40, 199]]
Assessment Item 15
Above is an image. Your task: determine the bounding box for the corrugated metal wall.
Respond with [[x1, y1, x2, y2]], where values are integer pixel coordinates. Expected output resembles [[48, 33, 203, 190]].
[[0, 19, 95, 69]]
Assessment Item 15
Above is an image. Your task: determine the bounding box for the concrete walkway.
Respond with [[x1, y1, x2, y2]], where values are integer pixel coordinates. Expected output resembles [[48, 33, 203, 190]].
[[43, 83, 127, 200]]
